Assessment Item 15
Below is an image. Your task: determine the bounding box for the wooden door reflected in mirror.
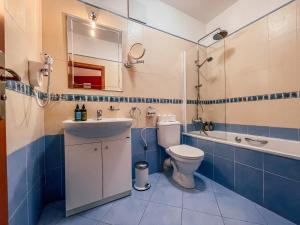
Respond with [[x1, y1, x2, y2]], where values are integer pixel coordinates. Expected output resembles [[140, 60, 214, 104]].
[[68, 61, 105, 90]]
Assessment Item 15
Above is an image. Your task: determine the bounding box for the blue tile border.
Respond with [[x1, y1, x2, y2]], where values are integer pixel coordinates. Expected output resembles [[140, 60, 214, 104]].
[[5, 81, 183, 105], [5, 80, 300, 105], [187, 91, 299, 105]]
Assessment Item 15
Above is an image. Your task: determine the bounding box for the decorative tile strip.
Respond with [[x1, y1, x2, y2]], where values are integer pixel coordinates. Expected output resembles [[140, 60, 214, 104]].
[[5, 80, 45, 100], [5, 80, 299, 105], [5, 80, 183, 104], [187, 91, 300, 105]]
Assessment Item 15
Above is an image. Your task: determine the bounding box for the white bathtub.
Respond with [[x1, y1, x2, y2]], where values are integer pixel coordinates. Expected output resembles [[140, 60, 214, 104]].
[[185, 130, 300, 160]]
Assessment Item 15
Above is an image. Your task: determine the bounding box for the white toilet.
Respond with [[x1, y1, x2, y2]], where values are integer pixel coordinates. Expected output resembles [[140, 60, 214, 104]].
[[157, 116, 204, 189]]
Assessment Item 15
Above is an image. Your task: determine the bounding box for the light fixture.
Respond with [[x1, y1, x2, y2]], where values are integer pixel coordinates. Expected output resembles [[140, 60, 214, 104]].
[[88, 11, 97, 36], [89, 11, 97, 22]]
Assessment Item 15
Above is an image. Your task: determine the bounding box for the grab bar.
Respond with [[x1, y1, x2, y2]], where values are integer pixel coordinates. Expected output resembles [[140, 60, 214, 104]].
[[245, 137, 268, 145]]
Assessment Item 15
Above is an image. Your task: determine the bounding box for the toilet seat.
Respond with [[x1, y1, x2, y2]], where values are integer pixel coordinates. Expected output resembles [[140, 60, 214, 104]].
[[169, 145, 204, 160]]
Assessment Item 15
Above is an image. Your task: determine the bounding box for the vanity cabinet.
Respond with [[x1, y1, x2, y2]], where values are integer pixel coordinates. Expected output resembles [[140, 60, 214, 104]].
[[64, 127, 132, 217], [65, 142, 102, 211], [102, 138, 131, 198]]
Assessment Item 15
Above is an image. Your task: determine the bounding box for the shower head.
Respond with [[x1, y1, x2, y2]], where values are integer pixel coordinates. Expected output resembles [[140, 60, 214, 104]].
[[196, 57, 214, 68], [213, 30, 228, 40]]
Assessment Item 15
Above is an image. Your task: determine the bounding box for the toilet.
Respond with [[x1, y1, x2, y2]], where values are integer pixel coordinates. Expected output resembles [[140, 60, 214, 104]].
[[157, 116, 204, 189]]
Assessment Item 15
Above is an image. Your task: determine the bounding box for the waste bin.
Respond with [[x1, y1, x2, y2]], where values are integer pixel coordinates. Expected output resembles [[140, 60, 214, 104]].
[[133, 161, 151, 191]]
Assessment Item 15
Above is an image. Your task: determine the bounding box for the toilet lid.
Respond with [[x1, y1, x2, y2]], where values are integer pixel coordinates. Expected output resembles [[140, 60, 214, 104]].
[[169, 145, 204, 159]]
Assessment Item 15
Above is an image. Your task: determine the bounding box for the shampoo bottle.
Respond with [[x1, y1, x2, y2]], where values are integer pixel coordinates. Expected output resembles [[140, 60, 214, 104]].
[[74, 104, 81, 121], [81, 104, 87, 121]]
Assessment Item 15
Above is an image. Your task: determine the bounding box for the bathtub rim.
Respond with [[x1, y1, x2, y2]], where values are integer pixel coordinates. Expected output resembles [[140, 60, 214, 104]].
[[183, 132, 300, 161]]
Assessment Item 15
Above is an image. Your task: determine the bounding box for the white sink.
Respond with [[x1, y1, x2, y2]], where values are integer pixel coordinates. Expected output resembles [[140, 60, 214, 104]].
[[63, 118, 133, 138]]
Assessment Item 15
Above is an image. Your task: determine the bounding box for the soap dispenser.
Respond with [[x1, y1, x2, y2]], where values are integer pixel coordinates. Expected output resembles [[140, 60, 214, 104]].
[[81, 104, 87, 121], [74, 104, 81, 121]]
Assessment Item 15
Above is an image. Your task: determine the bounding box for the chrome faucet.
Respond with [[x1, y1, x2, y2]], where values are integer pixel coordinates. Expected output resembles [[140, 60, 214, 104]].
[[96, 109, 102, 120]]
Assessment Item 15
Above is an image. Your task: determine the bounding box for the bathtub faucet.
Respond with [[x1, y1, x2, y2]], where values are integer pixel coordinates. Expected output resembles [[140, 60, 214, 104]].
[[200, 128, 208, 136]]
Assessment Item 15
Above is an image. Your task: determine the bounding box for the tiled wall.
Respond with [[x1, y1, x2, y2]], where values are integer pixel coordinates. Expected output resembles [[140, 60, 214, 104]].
[[44, 135, 65, 204], [5, 0, 45, 156], [7, 137, 45, 225], [42, 0, 198, 135], [183, 134, 300, 224], [187, 1, 300, 131], [5, 0, 45, 225]]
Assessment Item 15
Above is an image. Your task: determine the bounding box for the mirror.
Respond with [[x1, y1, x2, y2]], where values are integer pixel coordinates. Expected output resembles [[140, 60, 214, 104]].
[[67, 15, 123, 91], [124, 43, 146, 68], [129, 43, 145, 59]]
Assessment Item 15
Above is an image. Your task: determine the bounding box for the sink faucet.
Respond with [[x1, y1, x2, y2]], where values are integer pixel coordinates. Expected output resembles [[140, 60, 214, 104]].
[[97, 109, 102, 120]]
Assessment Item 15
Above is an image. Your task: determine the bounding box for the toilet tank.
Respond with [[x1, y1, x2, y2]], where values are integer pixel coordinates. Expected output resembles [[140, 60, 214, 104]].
[[157, 121, 181, 148]]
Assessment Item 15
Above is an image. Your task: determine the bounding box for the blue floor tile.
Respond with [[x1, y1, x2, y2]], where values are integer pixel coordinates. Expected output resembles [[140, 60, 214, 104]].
[[156, 172, 173, 186], [56, 215, 99, 225], [149, 173, 161, 184], [37, 206, 64, 225], [211, 180, 236, 195], [132, 185, 156, 201], [182, 209, 224, 225], [102, 197, 147, 225], [183, 190, 220, 216], [139, 202, 181, 225], [223, 218, 260, 225], [194, 173, 213, 192], [255, 204, 296, 225], [215, 191, 265, 224], [79, 201, 114, 222], [150, 182, 183, 207], [38, 172, 295, 225]]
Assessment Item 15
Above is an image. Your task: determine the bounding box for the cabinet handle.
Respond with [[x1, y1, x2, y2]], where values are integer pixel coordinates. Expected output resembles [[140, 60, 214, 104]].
[[94, 148, 98, 151], [105, 146, 109, 150]]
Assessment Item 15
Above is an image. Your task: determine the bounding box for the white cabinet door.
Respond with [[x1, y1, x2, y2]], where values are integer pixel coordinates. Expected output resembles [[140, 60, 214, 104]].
[[102, 138, 131, 198], [65, 143, 102, 211]]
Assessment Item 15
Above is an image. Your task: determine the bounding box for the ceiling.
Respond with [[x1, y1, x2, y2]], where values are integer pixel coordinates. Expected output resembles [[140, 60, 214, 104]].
[[160, 0, 238, 23]]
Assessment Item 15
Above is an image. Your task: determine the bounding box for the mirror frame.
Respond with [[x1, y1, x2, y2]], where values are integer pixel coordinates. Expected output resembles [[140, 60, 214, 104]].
[[66, 14, 124, 92]]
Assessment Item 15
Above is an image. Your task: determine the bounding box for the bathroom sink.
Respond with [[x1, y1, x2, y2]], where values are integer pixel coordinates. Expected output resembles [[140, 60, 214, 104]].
[[63, 118, 133, 138]]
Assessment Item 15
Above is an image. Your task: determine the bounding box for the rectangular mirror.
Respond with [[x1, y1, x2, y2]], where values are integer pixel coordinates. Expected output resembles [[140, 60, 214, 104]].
[[67, 15, 123, 91]]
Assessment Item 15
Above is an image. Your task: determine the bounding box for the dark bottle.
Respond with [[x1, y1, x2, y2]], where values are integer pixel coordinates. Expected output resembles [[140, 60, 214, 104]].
[[74, 104, 81, 121], [208, 122, 214, 131], [204, 122, 209, 131], [81, 104, 87, 121]]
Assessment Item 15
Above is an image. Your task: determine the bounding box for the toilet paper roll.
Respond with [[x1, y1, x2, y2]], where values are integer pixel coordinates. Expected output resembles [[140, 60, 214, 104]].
[[28, 61, 43, 87]]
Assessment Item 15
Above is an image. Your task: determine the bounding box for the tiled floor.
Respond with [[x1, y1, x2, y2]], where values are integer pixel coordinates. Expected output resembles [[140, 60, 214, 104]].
[[38, 172, 295, 225]]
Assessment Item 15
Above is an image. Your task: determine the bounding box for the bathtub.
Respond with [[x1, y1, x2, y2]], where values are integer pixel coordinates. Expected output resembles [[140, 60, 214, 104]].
[[186, 130, 300, 160], [183, 130, 300, 224]]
